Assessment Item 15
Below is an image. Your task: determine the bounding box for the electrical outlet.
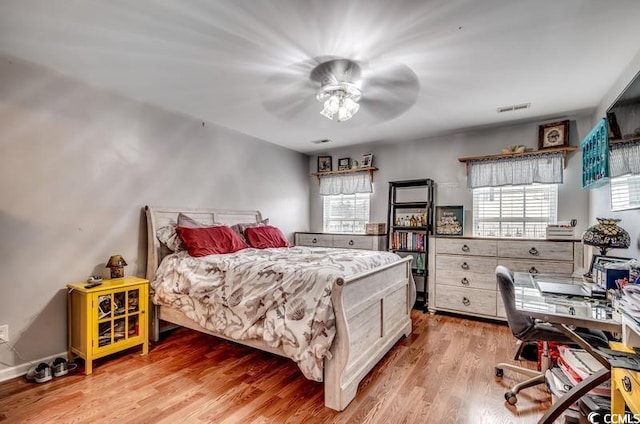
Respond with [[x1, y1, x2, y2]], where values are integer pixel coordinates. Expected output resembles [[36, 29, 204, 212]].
[[0, 325, 8, 343]]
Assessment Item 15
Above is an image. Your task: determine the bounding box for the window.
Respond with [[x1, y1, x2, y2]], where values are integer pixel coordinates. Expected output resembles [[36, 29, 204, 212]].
[[473, 184, 558, 238], [611, 174, 640, 211], [323, 193, 370, 234]]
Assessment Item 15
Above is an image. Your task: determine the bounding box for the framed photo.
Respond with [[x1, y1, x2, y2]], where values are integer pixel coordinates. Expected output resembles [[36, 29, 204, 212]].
[[538, 120, 570, 149], [317, 155, 332, 172], [361, 153, 373, 168], [585, 255, 631, 278], [435, 206, 464, 236], [338, 157, 352, 171]]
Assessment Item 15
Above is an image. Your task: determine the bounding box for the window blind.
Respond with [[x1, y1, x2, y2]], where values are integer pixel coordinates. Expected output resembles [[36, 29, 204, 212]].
[[323, 193, 370, 234], [611, 174, 640, 211], [473, 184, 558, 238]]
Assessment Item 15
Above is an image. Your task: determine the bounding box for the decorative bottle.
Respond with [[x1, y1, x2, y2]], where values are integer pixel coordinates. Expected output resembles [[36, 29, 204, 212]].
[[415, 254, 424, 273]]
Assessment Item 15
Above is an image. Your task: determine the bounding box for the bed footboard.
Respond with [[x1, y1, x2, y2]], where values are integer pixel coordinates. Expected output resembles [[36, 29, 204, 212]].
[[324, 256, 414, 411]]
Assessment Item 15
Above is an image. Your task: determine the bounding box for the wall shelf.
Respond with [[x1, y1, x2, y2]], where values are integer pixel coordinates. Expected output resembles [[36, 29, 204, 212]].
[[310, 167, 378, 182], [457, 146, 577, 174], [609, 135, 640, 146]]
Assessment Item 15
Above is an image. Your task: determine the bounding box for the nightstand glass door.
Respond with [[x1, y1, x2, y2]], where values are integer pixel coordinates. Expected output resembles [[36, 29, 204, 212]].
[[94, 287, 142, 353]]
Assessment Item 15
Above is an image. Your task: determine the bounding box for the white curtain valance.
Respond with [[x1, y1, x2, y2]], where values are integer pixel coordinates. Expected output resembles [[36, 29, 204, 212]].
[[319, 171, 373, 195], [610, 141, 640, 178], [467, 152, 563, 189]]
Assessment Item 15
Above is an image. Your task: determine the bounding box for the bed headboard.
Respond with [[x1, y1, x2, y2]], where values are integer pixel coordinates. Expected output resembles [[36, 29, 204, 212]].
[[144, 205, 262, 282]]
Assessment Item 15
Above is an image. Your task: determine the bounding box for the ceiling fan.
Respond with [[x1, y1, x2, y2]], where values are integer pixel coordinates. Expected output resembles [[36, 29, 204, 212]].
[[261, 56, 419, 124]]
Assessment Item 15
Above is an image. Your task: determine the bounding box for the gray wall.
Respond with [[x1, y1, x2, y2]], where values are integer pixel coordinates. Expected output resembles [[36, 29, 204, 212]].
[[309, 115, 593, 240], [591, 50, 640, 260], [0, 56, 309, 371]]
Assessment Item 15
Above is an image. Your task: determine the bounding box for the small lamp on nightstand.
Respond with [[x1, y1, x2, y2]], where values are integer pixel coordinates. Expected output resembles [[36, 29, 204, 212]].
[[106, 255, 127, 278]]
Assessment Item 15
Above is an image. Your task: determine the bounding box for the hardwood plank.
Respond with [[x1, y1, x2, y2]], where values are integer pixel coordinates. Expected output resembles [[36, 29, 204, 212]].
[[0, 312, 551, 423]]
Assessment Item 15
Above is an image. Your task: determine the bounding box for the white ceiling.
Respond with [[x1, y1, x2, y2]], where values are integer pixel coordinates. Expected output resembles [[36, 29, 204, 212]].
[[2, 0, 640, 154]]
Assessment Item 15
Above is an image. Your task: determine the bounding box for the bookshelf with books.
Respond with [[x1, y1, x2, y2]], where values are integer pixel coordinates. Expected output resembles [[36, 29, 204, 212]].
[[387, 179, 435, 311]]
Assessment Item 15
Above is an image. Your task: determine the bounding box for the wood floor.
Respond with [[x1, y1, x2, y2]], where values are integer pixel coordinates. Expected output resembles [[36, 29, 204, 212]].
[[0, 312, 551, 423]]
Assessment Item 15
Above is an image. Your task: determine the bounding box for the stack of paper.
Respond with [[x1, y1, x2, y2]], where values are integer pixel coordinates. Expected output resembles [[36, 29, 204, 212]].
[[619, 285, 640, 322], [556, 346, 610, 397], [545, 368, 580, 421]]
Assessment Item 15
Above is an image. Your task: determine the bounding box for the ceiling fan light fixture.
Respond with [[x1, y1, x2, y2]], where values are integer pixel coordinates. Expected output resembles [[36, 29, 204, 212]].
[[316, 82, 361, 122]]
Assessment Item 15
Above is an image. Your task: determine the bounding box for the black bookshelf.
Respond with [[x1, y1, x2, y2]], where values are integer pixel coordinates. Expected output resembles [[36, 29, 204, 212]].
[[387, 179, 435, 312]]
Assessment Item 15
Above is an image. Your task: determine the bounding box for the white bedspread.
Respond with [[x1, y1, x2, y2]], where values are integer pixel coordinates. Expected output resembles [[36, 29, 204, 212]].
[[151, 246, 401, 381]]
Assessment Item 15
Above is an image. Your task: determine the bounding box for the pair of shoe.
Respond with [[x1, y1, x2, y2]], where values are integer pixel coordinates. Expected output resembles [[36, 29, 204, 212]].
[[26, 358, 69, 383]]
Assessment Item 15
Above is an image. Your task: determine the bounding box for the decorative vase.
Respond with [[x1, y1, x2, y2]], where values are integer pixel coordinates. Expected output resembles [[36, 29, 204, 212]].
[[582, 218, 631, 255]]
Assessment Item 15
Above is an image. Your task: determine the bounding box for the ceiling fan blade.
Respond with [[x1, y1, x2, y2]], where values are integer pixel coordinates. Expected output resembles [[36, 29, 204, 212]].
[[359, 63, 420, 119]]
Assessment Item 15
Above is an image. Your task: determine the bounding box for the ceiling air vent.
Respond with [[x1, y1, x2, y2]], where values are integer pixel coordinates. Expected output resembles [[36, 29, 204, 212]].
[[497, 103, 531, 113], [311, 139, 332, 144]]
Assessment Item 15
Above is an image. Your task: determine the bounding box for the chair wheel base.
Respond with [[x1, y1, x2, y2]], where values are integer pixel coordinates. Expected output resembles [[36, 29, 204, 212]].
[[495, 367, 504, 377], [505, 391, 517, 405]]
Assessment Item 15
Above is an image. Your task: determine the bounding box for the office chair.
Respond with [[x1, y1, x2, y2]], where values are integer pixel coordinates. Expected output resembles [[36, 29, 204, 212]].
[[494, 266, 608, 405]]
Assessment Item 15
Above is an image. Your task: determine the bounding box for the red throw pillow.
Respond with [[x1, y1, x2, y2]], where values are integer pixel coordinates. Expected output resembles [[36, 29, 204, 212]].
[[176, 225, 248, 257], [244, 226, 291, 249]]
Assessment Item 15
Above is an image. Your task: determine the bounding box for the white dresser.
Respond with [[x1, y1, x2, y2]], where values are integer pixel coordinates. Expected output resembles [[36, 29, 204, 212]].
[[294, 232, 387, 251], [428, 237, 583, 320]]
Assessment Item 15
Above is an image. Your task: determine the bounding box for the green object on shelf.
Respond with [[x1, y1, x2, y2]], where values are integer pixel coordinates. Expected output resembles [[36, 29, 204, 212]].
[[416, 254, 424, 273]]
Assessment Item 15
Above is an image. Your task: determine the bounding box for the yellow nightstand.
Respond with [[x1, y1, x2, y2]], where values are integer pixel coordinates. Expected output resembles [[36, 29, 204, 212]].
[[610, 342, 640, 419], [67, 277, 149, 374]]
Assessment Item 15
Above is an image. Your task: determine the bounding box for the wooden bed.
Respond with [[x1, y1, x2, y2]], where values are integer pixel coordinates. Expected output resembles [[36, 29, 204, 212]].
[[144, 205, 415, 411]]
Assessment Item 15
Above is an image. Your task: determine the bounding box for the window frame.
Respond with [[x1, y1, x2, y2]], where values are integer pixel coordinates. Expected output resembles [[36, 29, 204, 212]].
[[610, 174, 640, 211], [322, 192, 371, 234], [472, 184, 558, 239]]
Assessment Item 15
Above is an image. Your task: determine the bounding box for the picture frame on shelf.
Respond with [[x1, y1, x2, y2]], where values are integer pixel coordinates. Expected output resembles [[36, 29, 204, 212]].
[[317, 155, 332, 172], [435, 205, 464, 236], [361, 153, 373, 168], [338, 157, 351, 171], [538, 120, 570, 150]]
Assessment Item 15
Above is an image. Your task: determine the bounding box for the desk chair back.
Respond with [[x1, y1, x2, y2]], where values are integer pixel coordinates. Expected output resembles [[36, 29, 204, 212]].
[[496, 265, 535, 340]]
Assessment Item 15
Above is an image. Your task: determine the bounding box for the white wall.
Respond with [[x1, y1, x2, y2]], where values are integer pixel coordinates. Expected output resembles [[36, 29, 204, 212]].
[[309, 115, 594, 239], [0, 55, 309, 371], [591, 50, 640, 260]]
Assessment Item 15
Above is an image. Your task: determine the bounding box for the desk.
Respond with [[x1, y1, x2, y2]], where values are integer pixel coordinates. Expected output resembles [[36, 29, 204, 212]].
[[513, 272, 622, 424]]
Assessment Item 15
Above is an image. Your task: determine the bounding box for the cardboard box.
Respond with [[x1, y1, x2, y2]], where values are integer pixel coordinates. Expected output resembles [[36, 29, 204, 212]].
[[593, 264, 629, 290], [365, 223, 386, 235]]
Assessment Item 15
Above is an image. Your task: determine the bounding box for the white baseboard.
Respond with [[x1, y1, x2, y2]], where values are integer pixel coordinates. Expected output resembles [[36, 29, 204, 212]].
[[0, 351, 68, 383]]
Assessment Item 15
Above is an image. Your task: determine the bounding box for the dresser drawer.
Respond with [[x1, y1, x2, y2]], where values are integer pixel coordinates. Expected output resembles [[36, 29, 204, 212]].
[[497, 259, 573, 275], [435, 286, 497, 317], [295, 233, 333, 247], [333, 235, 374, 249], [497, 240, 573, 261], [496, 299, 506, 318], [436, 255, 497, 290], [436, 238, 497, 256]]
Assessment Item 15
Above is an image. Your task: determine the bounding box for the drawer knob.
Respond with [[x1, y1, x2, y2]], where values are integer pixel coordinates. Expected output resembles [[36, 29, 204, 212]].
[[623, 375, 632, 393], [529, 267, 539, 274], [462, 297, 471, 306], [461, 244, 470, 252], [461, 278, 469, 286], [312, 238, 318, 244], [528, 247, 539, 256], [348, 240, 354, 246], [461, 262, 470, 270]]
